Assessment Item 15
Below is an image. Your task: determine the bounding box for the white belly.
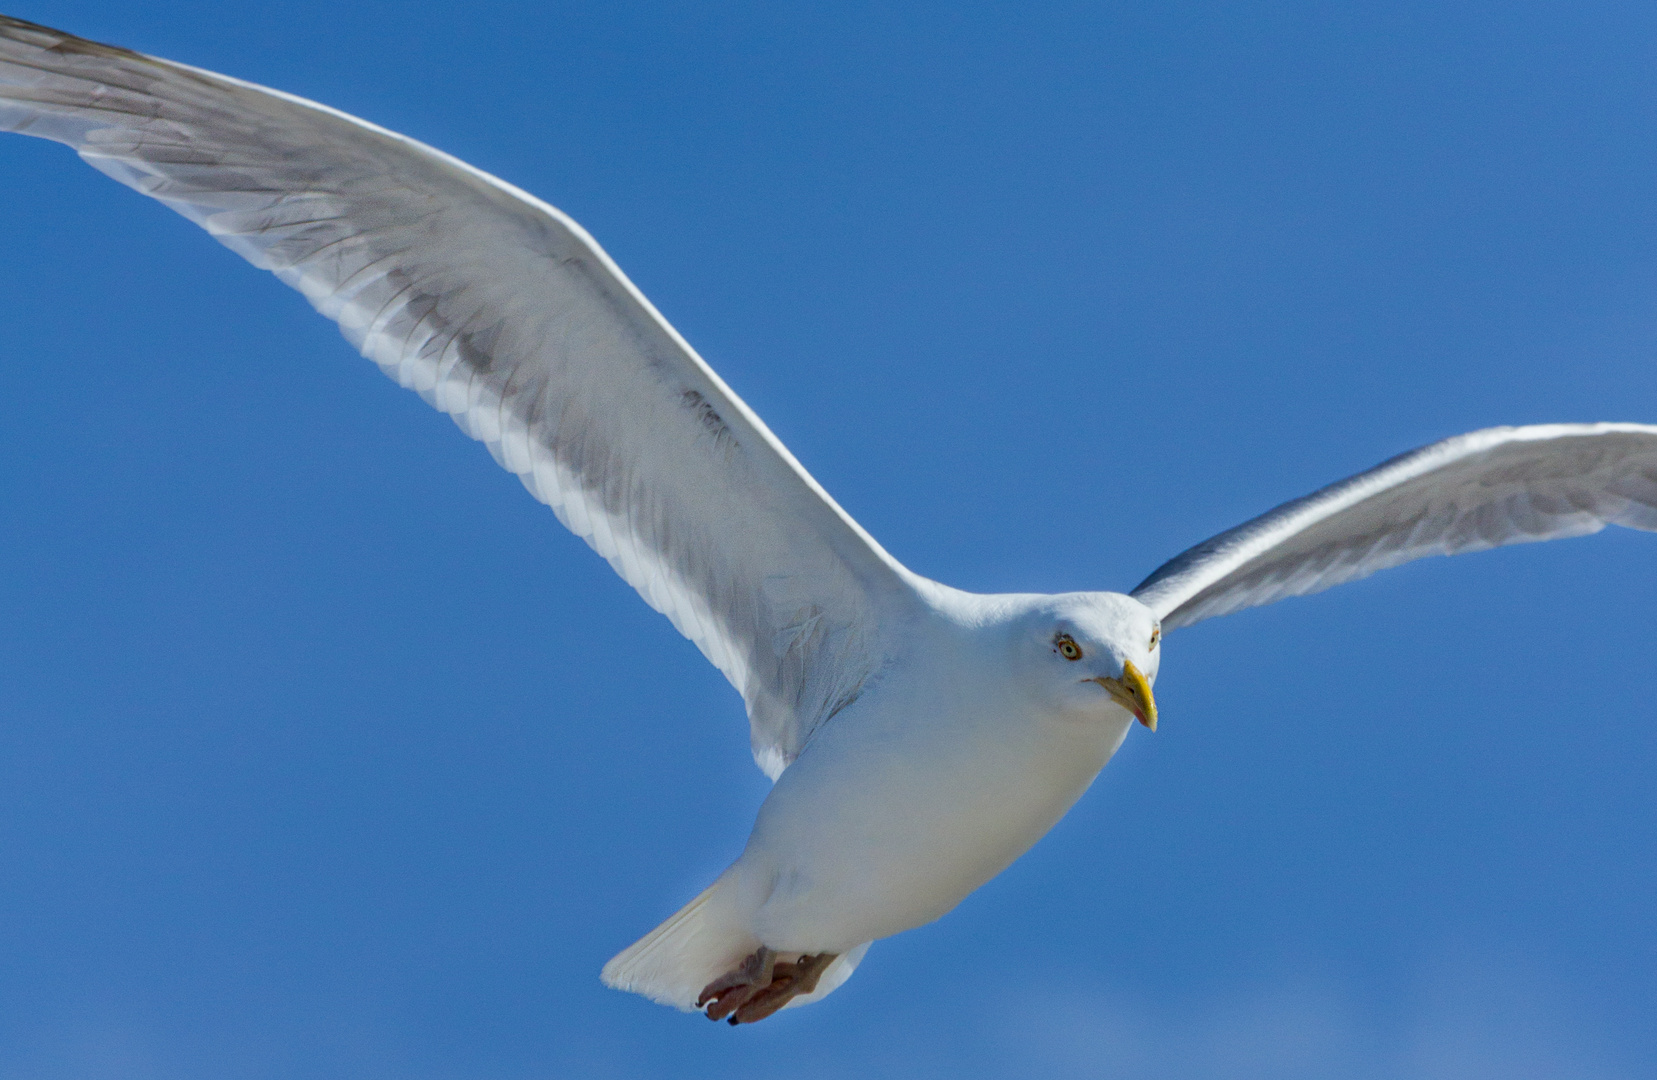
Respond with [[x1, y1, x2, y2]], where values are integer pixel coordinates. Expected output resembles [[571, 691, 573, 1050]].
[[735, 682, 1134, 953]]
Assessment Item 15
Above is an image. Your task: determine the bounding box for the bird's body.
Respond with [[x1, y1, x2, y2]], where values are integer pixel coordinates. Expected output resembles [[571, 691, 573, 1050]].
[[745, 590, 1140, 950], [1, 14, 1652, 1026], [603, 588, 1155, 1015]]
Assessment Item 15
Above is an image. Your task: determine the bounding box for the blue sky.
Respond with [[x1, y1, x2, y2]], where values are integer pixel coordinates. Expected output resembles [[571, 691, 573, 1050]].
[[2, 2, 1655, 1077]]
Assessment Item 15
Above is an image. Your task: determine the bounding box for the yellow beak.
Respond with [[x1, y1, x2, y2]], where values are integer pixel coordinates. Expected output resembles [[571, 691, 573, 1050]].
[[1094, 660, 1158, 731]]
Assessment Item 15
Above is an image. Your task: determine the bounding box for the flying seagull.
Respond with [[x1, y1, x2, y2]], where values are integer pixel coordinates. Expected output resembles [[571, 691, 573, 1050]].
[[3, 16, 1653, 1026]]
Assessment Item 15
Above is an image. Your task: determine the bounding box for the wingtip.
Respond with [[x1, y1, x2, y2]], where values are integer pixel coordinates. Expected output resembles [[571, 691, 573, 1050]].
[[0, 13, 159, 66]]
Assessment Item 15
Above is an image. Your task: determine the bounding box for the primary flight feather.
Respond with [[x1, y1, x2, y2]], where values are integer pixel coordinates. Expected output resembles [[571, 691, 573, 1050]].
[[2, 15, 1653, 1025]]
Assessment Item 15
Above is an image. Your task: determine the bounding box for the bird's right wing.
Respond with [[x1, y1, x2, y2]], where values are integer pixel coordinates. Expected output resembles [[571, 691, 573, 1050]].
[[1132, 424, 1657, 631], [0, 16, 923, 778]]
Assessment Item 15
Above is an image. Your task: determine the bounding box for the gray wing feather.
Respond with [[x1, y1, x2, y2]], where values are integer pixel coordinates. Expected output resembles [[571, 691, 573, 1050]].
[[1132, 424, 1657, 630], [0, 16, 919, 777]]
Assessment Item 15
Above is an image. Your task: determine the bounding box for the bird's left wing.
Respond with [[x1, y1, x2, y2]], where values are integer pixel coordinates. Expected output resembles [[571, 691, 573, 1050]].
[[0, 16, 922, 778], [1132, 423, 1657, 631]]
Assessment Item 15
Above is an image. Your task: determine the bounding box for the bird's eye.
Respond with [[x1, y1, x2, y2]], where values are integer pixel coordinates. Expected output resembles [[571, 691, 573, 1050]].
[[1149, 626, 1161, 651], [1056, 635, 1083, 661]]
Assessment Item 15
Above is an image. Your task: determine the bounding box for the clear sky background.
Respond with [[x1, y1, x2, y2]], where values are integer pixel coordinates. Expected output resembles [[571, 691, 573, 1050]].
[[2, 2, 1655, 1078]]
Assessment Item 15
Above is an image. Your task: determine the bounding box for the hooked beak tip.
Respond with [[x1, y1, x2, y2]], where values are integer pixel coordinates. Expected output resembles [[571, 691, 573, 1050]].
[[1093, 659, 1158, 732]]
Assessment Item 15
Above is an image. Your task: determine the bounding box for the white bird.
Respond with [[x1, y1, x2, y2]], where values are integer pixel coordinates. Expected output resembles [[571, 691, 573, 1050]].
[[3, 16, 1654, 1025]]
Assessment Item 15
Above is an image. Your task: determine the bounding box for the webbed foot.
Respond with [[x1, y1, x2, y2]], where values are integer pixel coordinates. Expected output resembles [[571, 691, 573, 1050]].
[[697, 948, 838, 1025]]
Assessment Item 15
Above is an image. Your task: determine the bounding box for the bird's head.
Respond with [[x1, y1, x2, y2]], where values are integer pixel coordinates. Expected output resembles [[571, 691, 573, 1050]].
[[1014, 592, 1161, 729]]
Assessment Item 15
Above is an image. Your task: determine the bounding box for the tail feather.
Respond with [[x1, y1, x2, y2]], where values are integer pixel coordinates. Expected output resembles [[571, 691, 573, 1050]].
[[601, 868, 758, 1011], [601, 867, 873, 1013]]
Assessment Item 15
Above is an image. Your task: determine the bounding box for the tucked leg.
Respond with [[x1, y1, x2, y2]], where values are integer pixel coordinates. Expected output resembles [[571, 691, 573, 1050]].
[[726, 951, 839, 1026], [697, 947, 776, 1023]]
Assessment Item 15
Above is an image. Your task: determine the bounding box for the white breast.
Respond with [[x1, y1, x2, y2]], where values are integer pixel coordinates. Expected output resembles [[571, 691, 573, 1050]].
[[734, 633, 1136, 954]]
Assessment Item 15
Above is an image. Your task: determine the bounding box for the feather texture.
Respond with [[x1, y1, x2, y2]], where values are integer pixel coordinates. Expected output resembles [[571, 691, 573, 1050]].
[[0, 15, 921, 777], [1133, 424, 1657, 630]]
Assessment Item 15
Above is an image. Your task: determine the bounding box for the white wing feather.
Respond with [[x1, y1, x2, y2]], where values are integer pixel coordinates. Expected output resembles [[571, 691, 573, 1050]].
[[1133, 424, 1657, 630], [0, 16, 920, 777]]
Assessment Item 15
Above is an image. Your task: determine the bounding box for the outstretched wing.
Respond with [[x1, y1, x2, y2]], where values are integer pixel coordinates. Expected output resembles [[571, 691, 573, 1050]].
[[0, 16, 919, 778], [1132, 424, 1657, 631]]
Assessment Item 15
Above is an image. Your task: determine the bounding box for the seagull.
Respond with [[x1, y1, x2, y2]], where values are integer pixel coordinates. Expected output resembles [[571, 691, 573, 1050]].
[[3, 15, 1654, 1026]]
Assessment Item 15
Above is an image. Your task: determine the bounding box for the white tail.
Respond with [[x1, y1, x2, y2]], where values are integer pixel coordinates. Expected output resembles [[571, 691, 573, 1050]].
[[601, 866, 873, 1013], [601, 867, 759, 1011]]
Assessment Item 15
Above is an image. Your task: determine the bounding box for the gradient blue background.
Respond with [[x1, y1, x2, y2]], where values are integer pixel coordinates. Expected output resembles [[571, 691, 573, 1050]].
[[2, 3, 1655, 1077]]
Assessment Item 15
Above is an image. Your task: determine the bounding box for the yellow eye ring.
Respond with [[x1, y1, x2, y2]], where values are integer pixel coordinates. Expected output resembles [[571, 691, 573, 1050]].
[[1056, 635, 1083, 661], [1149, 626, 1161, 651]]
